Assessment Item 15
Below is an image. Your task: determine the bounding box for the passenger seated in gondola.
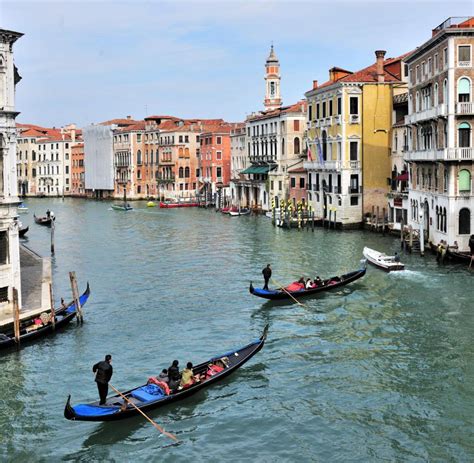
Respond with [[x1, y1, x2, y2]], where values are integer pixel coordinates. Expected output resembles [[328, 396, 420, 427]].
[[179, 362, 198, 389], [286, 278, 306, 291], [305, 278, 313, 289], [147, 372, 171, 395], [167, 360, 181, 391], [158, 368, 169, 384], [312, 276, 322, 287]]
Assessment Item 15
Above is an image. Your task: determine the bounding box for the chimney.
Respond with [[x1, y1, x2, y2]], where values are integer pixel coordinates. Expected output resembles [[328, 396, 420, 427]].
[[312, 80, 318, 89], [375, 50, 386, 83], [329, 68, 335, 82], [126, 115, 131, 120]]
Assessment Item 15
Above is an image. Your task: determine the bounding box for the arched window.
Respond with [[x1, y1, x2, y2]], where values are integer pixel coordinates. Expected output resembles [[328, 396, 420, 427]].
[[178, 147, 183, 157], [443, 207, 447, 232], [436, 206, 440, 230], [137, 150, 142, 165], [459, 208, 471, 234], [434, 83, 439, 106], [178, 167, 184, 178], [185, 148, 190, 157], [184, 167, 190, 178], [458, 122, 471, 147], [322, 131, 327, 160], [443, 79, 448, 105], [294, 137, 300, 155], [458, 169, 471, 192], [416, 91, 420, 111], [281, 138, 285, 155], [457, 77, 471, 103]]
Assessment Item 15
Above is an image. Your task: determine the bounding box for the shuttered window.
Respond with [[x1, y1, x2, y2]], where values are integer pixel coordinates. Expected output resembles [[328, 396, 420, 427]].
[[0, 231, 8, 265], [0, 286, 8, 302]]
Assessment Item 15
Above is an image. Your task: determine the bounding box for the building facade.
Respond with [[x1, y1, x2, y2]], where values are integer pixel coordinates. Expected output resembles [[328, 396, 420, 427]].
[[71, 142, 85, 196], [405, 17, 474, 251], [304, 50, 408, 227], [229, 124, 248, 206], [0, 28, 23, 313]]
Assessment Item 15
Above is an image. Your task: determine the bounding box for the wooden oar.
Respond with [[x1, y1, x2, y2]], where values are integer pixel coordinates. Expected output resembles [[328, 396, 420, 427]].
[[271, 278, 307, 307], [109, 383, 178, 442]]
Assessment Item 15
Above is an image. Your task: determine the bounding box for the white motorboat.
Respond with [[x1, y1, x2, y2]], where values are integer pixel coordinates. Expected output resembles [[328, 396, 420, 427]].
[[363, 246, 405, 272], [229, 208, 250, 217]]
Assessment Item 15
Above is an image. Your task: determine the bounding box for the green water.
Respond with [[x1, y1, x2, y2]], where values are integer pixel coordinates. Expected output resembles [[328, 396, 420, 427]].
[[1, 198, 473, 461]]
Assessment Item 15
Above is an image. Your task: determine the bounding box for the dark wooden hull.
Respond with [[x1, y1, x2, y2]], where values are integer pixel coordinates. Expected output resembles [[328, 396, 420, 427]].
[[0, 284, 90, 351], [34, 215, 55, 226], [64, 325, 268, 422], [249, 268, 366, 300], [446, 249, 472, 263], [19, 226, 29, 237]]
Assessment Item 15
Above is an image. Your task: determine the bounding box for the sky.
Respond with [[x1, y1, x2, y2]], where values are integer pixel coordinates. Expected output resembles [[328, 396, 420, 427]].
[[2, 0, 472, 128]]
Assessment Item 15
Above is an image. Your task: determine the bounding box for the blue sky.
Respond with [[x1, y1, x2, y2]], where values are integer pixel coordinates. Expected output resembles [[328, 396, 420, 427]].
[[2, 0, 472, 127]]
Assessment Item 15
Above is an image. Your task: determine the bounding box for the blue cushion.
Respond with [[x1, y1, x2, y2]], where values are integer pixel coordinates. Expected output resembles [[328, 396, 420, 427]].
[[131, 384, 164, 402], [73, 404, 120, 417]]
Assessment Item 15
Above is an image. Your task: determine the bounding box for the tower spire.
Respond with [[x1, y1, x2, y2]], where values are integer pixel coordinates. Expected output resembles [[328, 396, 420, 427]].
[[264, 44, 282, 110]]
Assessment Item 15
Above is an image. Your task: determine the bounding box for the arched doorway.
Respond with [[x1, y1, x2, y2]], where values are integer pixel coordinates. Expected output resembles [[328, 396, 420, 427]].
[[423, 199, 430, 239], [459, 208, 470, 235]]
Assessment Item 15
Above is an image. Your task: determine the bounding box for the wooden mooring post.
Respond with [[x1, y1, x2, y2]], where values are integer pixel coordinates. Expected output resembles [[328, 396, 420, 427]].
[[400, 218, 405, 250], [49, 283, 56, 330], [13, 288, 20, 345], [50, 218, 55, 255], [382, 208, 386, 235], [69, 271, 83, 322]]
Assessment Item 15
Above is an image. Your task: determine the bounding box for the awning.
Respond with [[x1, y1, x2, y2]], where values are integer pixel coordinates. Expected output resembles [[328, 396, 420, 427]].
[[241, 166, 271, 174], [396, 172, 409, 181]]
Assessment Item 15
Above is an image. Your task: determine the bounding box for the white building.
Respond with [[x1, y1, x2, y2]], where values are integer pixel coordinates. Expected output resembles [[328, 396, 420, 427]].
[[230, 124, 248, 206], [0, 28, 23, 313], [405, 17, 474, 251]]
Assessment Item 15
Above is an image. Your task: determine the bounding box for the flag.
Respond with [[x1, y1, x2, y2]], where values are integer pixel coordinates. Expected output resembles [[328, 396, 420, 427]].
[[306, 140, 313, 161], [316, 137, 324, 164]]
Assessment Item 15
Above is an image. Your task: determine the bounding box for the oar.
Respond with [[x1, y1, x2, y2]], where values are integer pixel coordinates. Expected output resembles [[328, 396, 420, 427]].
[[109, 383, 178, 442], [271, 278, 307, 307]]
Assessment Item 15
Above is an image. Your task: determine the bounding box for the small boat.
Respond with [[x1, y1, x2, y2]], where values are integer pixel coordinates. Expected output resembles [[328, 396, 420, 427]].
[[34, 214, 55, 226], [229, 208, 250, 217], [64, 325, 268, 422], [146, 201, 155, 207], [0, 284, 90, 351], [159, 201, 199, 208], [363, 247, 404, 271], [250, 266, 366, 300], [19, 226, 29, 237], [111, 204, 133, 211], [18, 203, 28, 213]]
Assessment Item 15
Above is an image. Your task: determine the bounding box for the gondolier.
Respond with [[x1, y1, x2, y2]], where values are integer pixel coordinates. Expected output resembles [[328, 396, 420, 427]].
[[262, 264, 272, 290], [93, 354, 113, 405]]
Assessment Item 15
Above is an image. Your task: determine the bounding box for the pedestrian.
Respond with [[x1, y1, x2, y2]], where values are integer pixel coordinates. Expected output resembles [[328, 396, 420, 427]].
[[262, 264, 272, 290], [93, 354, 113, 405]]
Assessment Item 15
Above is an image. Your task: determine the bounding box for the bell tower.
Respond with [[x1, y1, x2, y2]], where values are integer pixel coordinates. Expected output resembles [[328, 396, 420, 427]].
[[264, 45, 282, 111]]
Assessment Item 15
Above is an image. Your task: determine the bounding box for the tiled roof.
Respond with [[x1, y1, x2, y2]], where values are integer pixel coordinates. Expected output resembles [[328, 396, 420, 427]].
[[247, 101, 307, 122], [100, 118, 140, 127], [288, 167, 307, 174]]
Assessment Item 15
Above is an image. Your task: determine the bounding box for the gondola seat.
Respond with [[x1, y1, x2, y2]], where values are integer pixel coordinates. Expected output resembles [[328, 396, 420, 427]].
[[131, 384, 165, 402]]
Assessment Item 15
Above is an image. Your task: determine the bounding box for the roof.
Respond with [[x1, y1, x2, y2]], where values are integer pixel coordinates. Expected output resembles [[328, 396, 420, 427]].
[[266, 45, 279, 64], [114, 121, 147, 133], [247, 101, 307, 122], [288, 167, 307, 174], [100, 118, 140, 127]]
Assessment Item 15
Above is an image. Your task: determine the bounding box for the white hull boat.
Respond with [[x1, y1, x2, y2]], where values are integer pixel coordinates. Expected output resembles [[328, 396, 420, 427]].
[[363, 246, 405, 271]]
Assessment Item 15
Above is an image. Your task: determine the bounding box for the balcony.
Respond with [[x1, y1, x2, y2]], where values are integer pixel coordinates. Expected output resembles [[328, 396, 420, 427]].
[[348, 160, 360, 169], [445, 147, 474, 160], [333, 115, 342, 125], [387, 190, 409, 199], [405, 104, 447, 124], [333, 186, 342, 194], [349, 115, 360, 124], [406, 147, 474, 161], [303, 160, 342, 171], [348, 186, 363, 194], [456, 102, 474, 115]]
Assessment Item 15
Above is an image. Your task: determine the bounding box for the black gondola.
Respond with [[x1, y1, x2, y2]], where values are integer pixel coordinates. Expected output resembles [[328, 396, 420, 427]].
[[249, 265, 366, 301], [19, 226, 29, 237], [34, 214, 55, 226], [446, 249, 472, 264], [0, 284, 90, 351], [64, 325, 268, 422]]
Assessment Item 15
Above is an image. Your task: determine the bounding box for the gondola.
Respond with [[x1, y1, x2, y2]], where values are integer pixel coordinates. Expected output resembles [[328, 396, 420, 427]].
[[19, 226, 29, 237], [0, 284, 90, 351], [446, 248, 472, 264], [64, 324, 268, 422], [249, 265, 366, 300], [229, 208, 250, 216], [111, 204, 133, 211], [34, 214, 55, 226]]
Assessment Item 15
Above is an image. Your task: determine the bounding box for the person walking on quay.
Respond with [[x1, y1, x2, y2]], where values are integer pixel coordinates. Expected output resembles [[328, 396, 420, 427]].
[[262, 264, 272, 290], [93, 354, 113, 405]]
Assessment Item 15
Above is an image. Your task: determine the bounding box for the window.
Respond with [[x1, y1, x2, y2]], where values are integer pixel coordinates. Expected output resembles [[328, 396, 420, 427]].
[[299, 177, 305, 188], [329, 100, 333, 116], [308, 105, 313, 121], [458, 45, 471, 65], [349, 97, 358, 115], [434, 53, 439, 71], [184, 167, 190, 178], [316, 103, 320, 119], [178, 167, 184, 178], [65, 166, 69, 174], [216, 151, 222, 160], [434, 83, 439, 106], [216, 167, 222, 178], [459, 208, 471, 234], [279, 180, 282, 191], [137, 150, 142, 165], [137, 170, 141, 180], [458, 122, 471, 147], [0, 286, 8, 302], [457, 77, 471, 102], [350, 196, 359, 206], [216, 136, 222, 144], [294, 137, 300, 154], [65, 143, 69, 149], [350, 141, 358, 160], [322, 102, 326, 118], [458, 169, 471, 192], [337, 97, 341, 115], [137, 134, 142, 142], [0, 231, 8, 265], [137, 185, 141, 193], [443, 48, 448, 68], [290, 177, 296, 188]]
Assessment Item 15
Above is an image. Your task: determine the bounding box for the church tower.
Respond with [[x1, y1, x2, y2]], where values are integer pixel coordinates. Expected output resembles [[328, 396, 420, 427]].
[[264, 45, 282, 111]]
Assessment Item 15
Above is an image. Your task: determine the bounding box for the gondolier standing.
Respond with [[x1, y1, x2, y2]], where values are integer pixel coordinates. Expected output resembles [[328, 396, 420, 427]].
[[262, 264, 272, 290], [93, 354, 113, 405]]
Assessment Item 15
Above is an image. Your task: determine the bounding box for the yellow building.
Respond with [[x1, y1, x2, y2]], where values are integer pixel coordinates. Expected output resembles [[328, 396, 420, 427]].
[[304, 50, 408, 227]]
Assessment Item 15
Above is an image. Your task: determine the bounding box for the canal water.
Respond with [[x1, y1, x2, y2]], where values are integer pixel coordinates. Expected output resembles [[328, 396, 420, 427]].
[[1, 198, 473, 461]]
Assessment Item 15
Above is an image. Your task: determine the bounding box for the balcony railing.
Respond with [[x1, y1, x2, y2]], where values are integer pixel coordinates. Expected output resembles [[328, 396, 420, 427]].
[[333, 186, 342, 194], [456, 102, 474, 114], [349, 114, 360, 124], [348, 186, 363, 194], [446, 147, 474, 160], [349, 160, 360, 169], [405, 104, 447, 124], [333, 115, 342, 125], [406, 147, 474, 161]]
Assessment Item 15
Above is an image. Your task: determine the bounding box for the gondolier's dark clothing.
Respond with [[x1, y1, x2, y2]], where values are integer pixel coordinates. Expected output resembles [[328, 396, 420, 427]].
[[469, 236, 474, 255], [93, 361, 113, 405], [262, 267, 272, 290]]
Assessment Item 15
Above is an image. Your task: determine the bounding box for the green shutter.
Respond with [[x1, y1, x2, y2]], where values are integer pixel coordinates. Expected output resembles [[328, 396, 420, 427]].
[[458, 169, 471, 192]]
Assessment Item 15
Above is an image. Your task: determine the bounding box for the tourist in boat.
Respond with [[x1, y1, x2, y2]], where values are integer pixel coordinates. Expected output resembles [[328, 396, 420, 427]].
[[394, 252, 400, 262], [167, 360, 181, 390], [180, 362, 196, 389], [46, 209, 51, 218], [61, 298, 67, 309], [305, 278, 313, 289], [158, 368, 169, 384], [313, 276, 322, 287], [92, 354, 113, 405], [262, 264, 272, 290]]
